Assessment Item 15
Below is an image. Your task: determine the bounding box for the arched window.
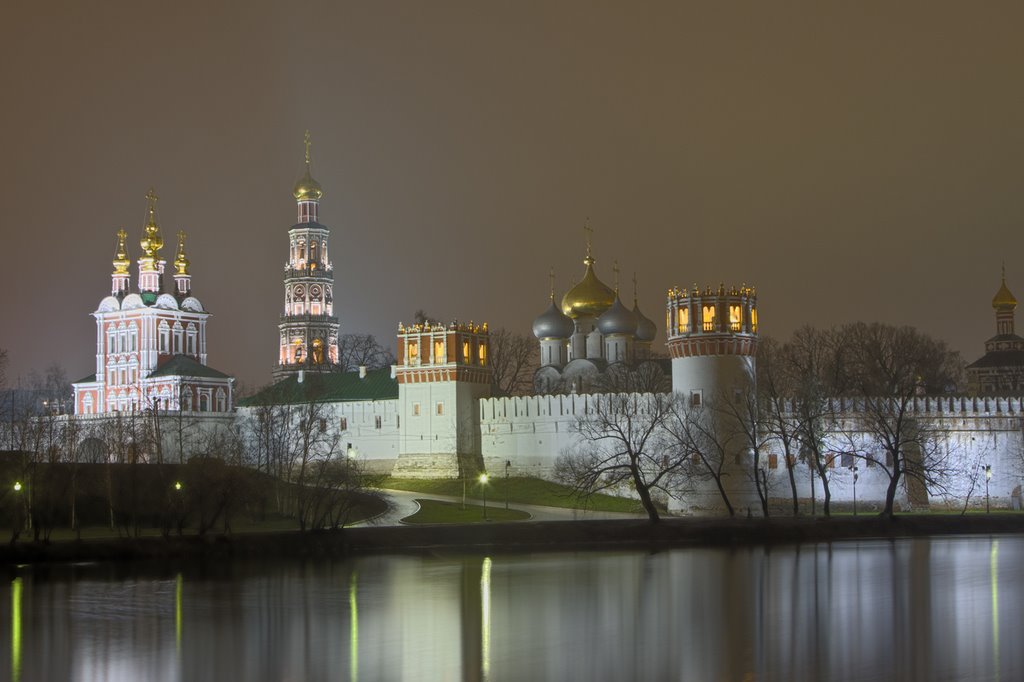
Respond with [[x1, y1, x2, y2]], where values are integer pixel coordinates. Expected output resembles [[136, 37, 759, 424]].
[[463, 340, 471, 363], [751, 308, 758, 333], [702, 306, 716, 332], [216, 388, 226, 412], [408, 341, 419, 364], [478, 342, 488, 366], [729, 305, 742, 332], [159, 322, 170, 354], [678, 308, 689, 334], [434, 340, 445, 364]]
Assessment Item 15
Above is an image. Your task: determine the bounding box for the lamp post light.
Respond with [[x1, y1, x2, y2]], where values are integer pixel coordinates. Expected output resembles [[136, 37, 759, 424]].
[[504, 460, 511, 511], [852, 466, 859, 516], [479, 473, 489, 520], [985, 464, 992, 513], [13, 481, 23, 538]]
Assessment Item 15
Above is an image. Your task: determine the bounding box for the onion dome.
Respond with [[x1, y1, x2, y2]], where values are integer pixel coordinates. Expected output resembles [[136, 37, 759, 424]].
[[561, 256, 615, 319], [174, 231, 190, 276], [993, 269, 1017, 310], [112, 229, 130, 274], [533, 301, 575, 339], [293, 130, 323, 201], [139, 188, 163, 258], [633, 303, 657, 342], [597, 295, 639, 336]]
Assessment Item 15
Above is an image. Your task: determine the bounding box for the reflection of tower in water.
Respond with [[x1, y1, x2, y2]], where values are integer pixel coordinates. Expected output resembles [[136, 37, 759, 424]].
[[458, 557, 491, 682]]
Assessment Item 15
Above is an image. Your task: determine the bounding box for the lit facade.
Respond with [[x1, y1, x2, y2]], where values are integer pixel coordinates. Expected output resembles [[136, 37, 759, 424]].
[[72, 190, 234, 416]]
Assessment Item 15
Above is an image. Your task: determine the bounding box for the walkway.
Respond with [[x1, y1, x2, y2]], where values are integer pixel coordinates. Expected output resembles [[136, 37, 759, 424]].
[[354, 488, 648, 526]]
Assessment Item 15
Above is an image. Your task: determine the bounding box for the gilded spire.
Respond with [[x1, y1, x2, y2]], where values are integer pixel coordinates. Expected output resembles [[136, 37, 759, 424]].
[[304, 129, 312, 167], [174, 231, 190, 276], [612, 260, 620, 294], [583, 218, 593, 262], [549, 267, 555, 301], [139, 188, 163, 258], [112, 229, 130, 274]]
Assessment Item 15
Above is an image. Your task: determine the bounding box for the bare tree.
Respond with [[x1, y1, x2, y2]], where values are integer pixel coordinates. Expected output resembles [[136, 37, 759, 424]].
[[337, 333, 395, 373], [757, 337, 803, 515], [842, 322, 964, 517], [487, 327, 538, 397], [663, 396, 742, 516], [556, 392, 678, 522]]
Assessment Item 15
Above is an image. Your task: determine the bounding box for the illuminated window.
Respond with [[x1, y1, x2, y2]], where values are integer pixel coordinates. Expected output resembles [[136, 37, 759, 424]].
[[463, 340, 470, 363], [436, 402, 444, 416], [702, 306, 716, 332], [768, 454, 779, 469], [751, 308, 758, 333], [729, 305, 742, 332], [666, 311, 672, 334], [413, 403, 421, 416], [408, 341, 419, 363], [678, 308, 690, 334], [434, 340, 445, 364], [479, 342, 487, 365]]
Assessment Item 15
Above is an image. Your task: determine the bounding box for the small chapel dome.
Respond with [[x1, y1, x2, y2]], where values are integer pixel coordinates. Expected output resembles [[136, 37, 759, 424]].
[[633, 303, 657, 342], [533, 301, 575, 340], [993, 276, 1017, 310], [293, 168, 323, 202], [561, 256, 615, 319], [597, 296, 638, 336]]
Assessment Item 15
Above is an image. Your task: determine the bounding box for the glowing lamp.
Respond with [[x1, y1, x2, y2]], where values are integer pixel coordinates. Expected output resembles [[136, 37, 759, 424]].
[[478, 474, 489, 485], [13, 481, 21, 492]]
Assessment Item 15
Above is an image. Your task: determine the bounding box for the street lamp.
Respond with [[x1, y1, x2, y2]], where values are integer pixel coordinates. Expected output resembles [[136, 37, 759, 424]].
[[985, 464, 992, 513], [174, 481, 182, 491], [504, 460, 511, 511], [479, 473, 489, 520], [852, 466, 859, 516]]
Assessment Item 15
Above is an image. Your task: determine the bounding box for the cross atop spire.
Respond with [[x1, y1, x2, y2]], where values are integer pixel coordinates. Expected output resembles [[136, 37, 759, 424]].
[[145, 188, 159, 226], [304, 130, 312, 167], [549, 267, 555, 301], [583, 218, 593, 259], [612, 260, 620, 293], [632, 272, 638, 304]]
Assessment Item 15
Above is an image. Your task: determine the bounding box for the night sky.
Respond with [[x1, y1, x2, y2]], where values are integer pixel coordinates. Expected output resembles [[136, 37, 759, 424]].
[[1, 2, 1022, 390]]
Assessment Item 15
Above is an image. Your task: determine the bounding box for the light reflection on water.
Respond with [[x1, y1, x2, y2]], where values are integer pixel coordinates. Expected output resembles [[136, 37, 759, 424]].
[[0, 536, 1022, 681]]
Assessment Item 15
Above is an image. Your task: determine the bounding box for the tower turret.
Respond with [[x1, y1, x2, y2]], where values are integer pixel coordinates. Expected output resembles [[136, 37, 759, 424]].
[[111, 229, 130, 296], [137, 188, 165, 300]]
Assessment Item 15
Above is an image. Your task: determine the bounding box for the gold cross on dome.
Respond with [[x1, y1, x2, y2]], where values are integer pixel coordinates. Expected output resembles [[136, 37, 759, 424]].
[[583, 219, 592, 257], [549, 267, 555, 300], [304, 130, 312, 166], [612, 260, 620, 292]]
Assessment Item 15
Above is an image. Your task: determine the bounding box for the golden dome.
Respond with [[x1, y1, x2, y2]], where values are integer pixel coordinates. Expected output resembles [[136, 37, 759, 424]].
[[993, 275, 1017, 310], [293, 130, 323, 201], [293, 167, 323, 202], [139, 188, 163, 258], [561, 256, 615, 319], [112, 229, 130, 275], [174, 231, 190, 276]]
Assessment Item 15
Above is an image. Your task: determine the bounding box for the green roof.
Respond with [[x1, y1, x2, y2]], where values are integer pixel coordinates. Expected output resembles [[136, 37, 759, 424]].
[[150, 354, 232, 380], [239, 367, 398, 406], [74, 373, 97, 384]]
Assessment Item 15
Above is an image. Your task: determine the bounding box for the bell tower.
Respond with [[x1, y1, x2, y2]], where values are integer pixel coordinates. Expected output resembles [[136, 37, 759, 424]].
[[275, 131, 340, 378]]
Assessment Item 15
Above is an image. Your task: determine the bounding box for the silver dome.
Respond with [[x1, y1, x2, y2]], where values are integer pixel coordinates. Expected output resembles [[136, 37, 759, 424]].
[[633, 303, 657, 342], [533, 301, 576, 339], [596, 296, 639, 336]]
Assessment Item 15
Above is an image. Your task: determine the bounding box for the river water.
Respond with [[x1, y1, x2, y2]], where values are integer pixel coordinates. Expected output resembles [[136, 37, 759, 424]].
[[0, 536, 1021, 681]]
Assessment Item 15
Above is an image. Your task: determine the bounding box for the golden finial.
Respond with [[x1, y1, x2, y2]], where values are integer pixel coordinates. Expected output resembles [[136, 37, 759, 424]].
[[632, 272, 638, 304], [304, 130, 312, 167], [612, 260, 620, 294], [174, 230, 190, 276], [112, 229, 130, 274], [549, 267, 555, 301], [583, 219, 593, 261]]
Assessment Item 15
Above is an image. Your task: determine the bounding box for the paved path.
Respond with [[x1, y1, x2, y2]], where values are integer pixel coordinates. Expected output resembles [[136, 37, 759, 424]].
[[353, 488, 647, 527]]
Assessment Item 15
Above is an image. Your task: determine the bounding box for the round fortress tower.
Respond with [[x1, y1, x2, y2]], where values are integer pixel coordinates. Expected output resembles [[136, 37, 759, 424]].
[[666, 283, 759, 513], [666, 283, 758, 402]]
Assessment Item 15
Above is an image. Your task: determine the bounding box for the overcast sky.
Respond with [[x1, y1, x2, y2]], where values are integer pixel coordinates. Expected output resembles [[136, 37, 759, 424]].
[[1, 2, 1021, 390]]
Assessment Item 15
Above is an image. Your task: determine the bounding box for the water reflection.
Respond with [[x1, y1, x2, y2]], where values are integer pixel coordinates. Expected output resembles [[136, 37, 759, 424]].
[[0, 537, 1021, 681]]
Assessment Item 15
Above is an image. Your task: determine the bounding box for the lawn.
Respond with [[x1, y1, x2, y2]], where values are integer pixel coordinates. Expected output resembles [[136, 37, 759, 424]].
[[402, 498, 532, 524], [376, 476, 651, 514]]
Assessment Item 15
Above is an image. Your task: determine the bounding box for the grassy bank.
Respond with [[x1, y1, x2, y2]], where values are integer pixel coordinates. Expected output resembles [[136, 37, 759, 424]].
[[377, 476, 650, 514], [402, 499, 531, 524]]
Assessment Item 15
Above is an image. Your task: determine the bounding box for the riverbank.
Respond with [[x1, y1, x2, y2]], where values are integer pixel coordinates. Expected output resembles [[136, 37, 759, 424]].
[[1, 513, 1022, 564]]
